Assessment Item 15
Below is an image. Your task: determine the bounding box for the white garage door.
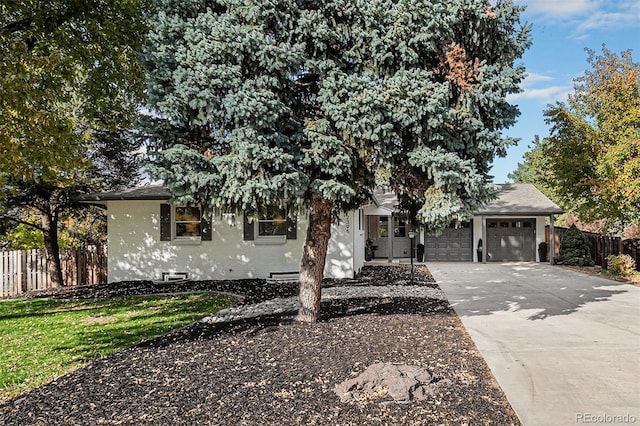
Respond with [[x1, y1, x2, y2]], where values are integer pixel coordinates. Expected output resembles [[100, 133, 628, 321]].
[[486, 219, 536, 261], [425, 222, 473, 261]]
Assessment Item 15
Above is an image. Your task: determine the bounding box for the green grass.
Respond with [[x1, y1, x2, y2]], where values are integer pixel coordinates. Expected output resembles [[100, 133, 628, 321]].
[[0, 292, 236, 402]]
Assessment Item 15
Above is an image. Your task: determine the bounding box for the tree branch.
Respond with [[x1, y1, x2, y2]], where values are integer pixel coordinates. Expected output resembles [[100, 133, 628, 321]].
[[0, 215, 45, 232]]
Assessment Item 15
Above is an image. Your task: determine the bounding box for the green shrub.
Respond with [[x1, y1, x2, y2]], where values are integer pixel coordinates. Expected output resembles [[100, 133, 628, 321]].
[[559, 225, 595, 266], [606, 254, 636, 276]]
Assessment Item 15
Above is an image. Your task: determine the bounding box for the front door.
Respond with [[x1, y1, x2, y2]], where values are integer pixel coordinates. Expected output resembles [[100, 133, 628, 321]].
[[366, 215, 411, 258]]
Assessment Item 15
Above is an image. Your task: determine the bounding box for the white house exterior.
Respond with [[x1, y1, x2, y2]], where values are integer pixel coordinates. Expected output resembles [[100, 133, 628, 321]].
[[81, 186, 365, 282], [81, 183, 561, 283]]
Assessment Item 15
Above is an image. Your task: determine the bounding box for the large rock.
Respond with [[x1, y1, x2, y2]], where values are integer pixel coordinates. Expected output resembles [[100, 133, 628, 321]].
[[334, 363, 453, 403]]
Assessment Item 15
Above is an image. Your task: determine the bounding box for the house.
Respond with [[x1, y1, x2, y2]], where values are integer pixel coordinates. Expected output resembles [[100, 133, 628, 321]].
[[80, 183, 562, 282], [365, 184, 562, 263]]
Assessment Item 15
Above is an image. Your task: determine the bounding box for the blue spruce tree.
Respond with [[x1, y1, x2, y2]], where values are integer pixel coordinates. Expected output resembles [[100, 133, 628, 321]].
[[142, 0, 531, 322]]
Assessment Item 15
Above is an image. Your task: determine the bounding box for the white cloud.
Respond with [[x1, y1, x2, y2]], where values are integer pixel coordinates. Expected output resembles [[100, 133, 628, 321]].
[[517, 0, 640, 35], [508, 85, 572, 103], [575, 8, 640, 33], [515, 0, 600, 18], [522, 72, 554, 84]]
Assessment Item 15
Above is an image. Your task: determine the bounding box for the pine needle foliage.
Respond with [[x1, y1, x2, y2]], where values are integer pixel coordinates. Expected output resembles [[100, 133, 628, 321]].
[[142, 0, 530, 321], [143, 0, 530, 227]]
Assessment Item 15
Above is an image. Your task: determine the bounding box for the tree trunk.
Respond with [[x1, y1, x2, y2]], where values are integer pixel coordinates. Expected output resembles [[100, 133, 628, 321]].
[[41, 211, 64, 287], [296, 196, 334, 323]]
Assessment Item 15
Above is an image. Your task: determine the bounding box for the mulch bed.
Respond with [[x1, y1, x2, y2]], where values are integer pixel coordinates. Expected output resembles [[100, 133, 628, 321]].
[[1, 265, 520, 425]]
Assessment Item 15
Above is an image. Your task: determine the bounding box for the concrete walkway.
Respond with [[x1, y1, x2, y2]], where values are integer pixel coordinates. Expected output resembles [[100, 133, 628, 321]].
[[427, 262, 640, 426]]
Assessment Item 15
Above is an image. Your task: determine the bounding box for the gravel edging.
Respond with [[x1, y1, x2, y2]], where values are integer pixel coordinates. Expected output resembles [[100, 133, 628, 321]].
[[1, 265, 521, 425]]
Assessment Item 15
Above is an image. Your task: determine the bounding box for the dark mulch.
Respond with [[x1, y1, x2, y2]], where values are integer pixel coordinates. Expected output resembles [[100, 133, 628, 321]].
[[1, 265, 520, 425]]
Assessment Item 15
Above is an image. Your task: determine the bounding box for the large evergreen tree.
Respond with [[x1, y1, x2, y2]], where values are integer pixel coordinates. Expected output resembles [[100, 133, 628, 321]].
[[0, 1, 149, 286], [143, 0, 530, 322]]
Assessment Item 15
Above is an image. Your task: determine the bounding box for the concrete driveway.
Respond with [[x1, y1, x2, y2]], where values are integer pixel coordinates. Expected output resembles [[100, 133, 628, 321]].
[[427, 262, 640, 426]]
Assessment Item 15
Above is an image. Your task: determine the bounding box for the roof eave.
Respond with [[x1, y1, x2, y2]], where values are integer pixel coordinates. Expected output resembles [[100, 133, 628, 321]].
[[474, 210, 564, 216]]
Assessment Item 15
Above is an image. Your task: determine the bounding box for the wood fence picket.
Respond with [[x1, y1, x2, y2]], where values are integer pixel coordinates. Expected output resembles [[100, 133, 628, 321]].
[[547, 226, 640, 271], [0, 246, 107, 298]]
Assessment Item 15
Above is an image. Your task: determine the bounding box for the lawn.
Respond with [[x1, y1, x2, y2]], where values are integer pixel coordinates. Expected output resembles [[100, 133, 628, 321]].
[[0, 292, 237, 402]]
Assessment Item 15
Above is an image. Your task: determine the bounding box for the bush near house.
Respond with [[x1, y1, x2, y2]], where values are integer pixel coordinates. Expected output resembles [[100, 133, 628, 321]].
[[606, 254, 637, 276], [560, 225, 595, 266]]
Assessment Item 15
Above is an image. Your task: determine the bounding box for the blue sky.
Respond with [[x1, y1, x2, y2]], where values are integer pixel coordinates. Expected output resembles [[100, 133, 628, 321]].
[[489, 0, 640, 183]]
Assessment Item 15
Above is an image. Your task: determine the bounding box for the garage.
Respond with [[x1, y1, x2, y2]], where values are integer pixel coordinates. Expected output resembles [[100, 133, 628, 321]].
[[424, 222, 473, 261], [486, 219, 536, 261]]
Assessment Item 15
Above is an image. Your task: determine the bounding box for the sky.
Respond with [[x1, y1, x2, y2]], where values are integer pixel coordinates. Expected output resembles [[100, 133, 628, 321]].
[[489, 0, 640, 183]]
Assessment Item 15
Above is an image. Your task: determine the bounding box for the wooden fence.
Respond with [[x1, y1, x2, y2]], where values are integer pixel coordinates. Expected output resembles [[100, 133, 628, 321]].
[[548, 226, 627, 270], [622, 239, 640, 271], [1, 246, 107, 298]]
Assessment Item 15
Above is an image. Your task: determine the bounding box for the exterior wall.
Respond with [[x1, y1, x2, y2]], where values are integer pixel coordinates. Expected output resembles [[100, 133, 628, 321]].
[[106, 200, 359, 282], [472, 216, 547, 262], [325, 209, 359, 279], [351, 210, 366, 275], [473, 216, 482, 262]]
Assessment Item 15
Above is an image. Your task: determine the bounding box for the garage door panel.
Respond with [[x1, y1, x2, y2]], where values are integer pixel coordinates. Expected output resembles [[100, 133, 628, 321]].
[[425, 223, 473, 261], [486, 219, 536, 261]]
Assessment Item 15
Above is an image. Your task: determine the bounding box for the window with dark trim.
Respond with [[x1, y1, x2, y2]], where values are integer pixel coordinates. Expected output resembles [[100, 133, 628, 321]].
[[160, 204, 212, 242], [257, 207, 286, 237], [243, 208, 297, 241], [175, 206, 202, 237]]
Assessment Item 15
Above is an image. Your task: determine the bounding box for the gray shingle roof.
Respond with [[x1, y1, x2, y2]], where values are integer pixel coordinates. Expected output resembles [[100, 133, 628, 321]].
[[476, 184, 563, 216], [79, 183, 562, 216], [371, 188, 399, 211], [77, 185, 170, 202]]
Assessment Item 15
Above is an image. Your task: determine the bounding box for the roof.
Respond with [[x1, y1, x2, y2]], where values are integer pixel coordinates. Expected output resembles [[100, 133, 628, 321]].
[[78, 183, 563, 216], [372, 189, 399, 210], [77, 185, 170, 202], [370, 184, 562, 217], [476, 184, 563, 216]]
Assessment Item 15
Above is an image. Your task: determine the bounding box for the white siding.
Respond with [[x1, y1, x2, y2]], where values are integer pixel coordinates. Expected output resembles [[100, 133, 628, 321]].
[[473, 216, 483, 262], [106, 200, 358, 282]]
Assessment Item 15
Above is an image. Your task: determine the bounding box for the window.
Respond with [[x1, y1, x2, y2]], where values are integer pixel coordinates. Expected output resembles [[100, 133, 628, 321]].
[[257, 207, 286, 237], [378, 217, 408, 238], [379, 217, 389, 237], [394, 217, 407, 238], [243, 207, 297, 242], [160, 204, 211, 242], [175, 206, 202, 238]]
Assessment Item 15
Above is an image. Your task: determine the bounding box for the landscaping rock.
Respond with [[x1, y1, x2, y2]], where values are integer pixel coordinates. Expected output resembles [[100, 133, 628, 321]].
[[334, 363, 452, 403]]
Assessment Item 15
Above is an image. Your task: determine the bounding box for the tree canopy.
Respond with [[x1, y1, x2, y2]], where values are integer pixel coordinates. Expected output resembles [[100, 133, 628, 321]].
[[143, 0, 530, 321], [510, 47, 640, 230], [0, 0, 149, 285]]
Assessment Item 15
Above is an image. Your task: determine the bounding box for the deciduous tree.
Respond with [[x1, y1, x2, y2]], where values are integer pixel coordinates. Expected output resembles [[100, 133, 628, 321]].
[[511, 48, 640, 233], [143, 0, 530, 322], [0, 1, 148, 286]]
